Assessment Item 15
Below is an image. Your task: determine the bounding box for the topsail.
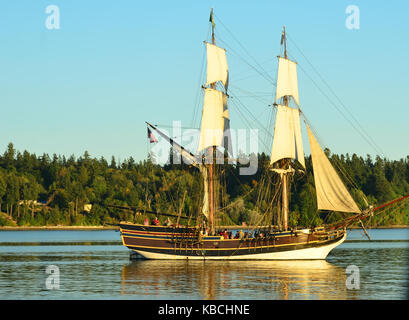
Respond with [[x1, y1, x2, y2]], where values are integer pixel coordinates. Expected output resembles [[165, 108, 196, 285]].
[[275, 57, 299, 106], [205, 42, 229, 90]]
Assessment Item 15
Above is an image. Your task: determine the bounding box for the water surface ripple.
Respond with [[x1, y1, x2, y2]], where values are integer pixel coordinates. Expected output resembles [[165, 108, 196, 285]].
[[0, 229, 407, 299]]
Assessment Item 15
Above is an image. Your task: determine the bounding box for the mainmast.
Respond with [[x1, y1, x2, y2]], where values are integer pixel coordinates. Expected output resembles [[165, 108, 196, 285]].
[[270, 26, 361, 230], [271, 26, 303, 231], [281, 26, 289, 231]]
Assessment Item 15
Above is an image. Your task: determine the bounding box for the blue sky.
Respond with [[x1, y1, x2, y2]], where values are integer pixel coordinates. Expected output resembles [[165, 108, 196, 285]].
[[0, 1, 408, 162]]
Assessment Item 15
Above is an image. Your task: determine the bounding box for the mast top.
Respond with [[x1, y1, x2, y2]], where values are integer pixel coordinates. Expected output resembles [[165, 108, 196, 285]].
[[210, 8, 215, 45], [281, 26, 287, 59], [281, 26, 288, 59]]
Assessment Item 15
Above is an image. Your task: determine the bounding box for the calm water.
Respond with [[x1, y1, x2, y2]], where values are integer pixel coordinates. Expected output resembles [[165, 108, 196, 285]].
[[0, 229, 407, 300]]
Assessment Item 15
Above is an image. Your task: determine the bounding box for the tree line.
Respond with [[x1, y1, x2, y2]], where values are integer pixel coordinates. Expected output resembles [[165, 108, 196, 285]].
[[0, 142, 408, 227]]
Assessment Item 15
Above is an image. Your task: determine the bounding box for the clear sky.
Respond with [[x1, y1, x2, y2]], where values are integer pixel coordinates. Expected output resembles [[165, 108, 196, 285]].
[[0, 0, 408, 163]]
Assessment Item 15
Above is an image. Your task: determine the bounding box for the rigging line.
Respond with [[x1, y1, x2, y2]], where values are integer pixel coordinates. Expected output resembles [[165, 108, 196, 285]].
[[301, 113, 363, 196], [192, 24, 213, 129], [229, 98, 257, 136], [216, 36, 275, 86], [229, 98, 272, 154], [229, 99, 271, 154], [229, 88, 275, 143], [214, 14, 276, 85], [230, 57, 276, 79], [230, 92, 272, 106], [234, 94, 274, 98], [287, 35, 385, 157], [232, 73, 274, 83], [154, 168, 177, 213], [227, 90, 273, 154], [295, 61, 384, 156], [302, 111, 367, 198], [230, 90, 273, 94], [252, 107, 273, 124], [253, 178, 282, 228], [286, 34, 385, 157], [230, 90, 270, 122], [230, 84, 273, 103], [155, 124, 200, 130], [215, 187, 255, 214], [374, 198, 409, 218], [229, 86, 272, 111], [256, 171, 276, 216], [191, 44, 207, 128], [264, 107, 275, 154]]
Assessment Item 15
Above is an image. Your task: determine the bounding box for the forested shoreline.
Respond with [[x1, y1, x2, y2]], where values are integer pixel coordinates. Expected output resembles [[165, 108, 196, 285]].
[[0, 142, 408, 228]]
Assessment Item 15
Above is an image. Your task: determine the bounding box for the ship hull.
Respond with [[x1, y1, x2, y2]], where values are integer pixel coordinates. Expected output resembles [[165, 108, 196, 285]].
[[120, 222, 346, 260]]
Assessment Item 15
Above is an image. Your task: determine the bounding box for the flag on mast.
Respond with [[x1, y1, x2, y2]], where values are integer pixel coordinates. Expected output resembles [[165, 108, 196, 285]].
[[147, 127, 158, 143], [209, 8, 215, 30]]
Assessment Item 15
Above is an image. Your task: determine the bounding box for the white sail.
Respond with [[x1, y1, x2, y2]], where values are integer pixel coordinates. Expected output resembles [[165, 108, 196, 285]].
[[276, 57, 299, 106], [205, 43, 229, 89], [306, 126, 361, 213], [198, 88, 229, 152], [270, 105, 305, 168]]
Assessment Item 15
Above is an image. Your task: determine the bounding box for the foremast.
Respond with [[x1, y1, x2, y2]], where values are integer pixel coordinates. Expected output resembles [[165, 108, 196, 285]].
[[145, 10, 229, 234], [208, 8, 216, 233], [198, 8, 230, 234]]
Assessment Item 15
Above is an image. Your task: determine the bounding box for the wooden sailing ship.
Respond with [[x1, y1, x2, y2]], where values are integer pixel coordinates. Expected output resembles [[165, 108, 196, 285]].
[[118, 10, 409, 260]]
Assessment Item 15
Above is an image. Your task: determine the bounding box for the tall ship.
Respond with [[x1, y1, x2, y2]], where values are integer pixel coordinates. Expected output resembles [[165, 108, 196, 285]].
[[117, 10, 408, 260]]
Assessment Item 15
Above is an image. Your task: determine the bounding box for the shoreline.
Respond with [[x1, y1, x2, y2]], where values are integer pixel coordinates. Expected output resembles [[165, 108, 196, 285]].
[[0, 225, 408, 231], [0, 225, 119, 231], [347, 225, 409, 229]]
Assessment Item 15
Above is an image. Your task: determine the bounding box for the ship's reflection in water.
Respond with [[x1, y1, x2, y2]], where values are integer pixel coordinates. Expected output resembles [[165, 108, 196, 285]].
[[121, 259, 349, 300]]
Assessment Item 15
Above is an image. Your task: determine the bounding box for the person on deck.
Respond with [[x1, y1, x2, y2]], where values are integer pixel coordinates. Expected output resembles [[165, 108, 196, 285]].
[[223, 229, 229, 239], [143, 218, 149, 226], [239, 230, 244, 239], [152, 217, 160, 226]]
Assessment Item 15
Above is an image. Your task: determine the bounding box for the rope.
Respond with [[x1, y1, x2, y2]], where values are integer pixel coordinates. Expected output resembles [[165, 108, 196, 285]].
[[214, 14, 275, 85], [287, 32, 385, 157]]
